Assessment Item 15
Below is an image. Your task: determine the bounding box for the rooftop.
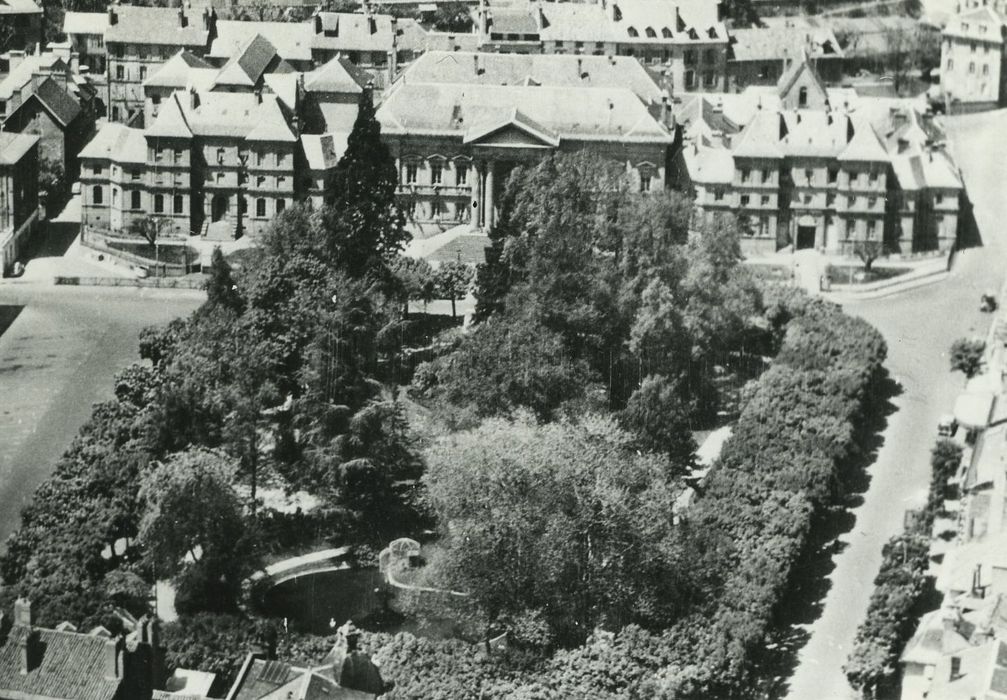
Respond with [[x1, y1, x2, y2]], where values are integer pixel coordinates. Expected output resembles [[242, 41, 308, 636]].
[[9, 76, 82, 127], [0, 624, 121, 700], [0, 131, 38, 165], [143, 50, 215, 89], [536, 0, 727, 44], [62, 10, 108, 34], [0, 0, 40, 15], [210, 19, 314, 63], [729, 25, 843, 62], [311, 11, 397, 52], [378, 82, 673, 143], [301, 132, 348, 171], [305, 54, 370, 93], [399, 50, 666, 104], [105, 5, 212, 47], [79, 122, 146, 163], [213, 34, 294, 89], [147, 89, 298, 142]]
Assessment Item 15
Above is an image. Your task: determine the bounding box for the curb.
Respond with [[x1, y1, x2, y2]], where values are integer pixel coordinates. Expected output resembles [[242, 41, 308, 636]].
[[826, 269, 950, 301]]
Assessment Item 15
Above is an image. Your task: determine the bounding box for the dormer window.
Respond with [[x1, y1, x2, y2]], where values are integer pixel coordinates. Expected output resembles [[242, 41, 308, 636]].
[[662, 27, 672, 38], [627, 26, 638, 37], [645, 26, 656, 37]]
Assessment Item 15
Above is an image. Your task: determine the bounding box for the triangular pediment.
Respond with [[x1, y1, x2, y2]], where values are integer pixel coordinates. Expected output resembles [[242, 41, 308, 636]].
[[463, 108, 559, 148]]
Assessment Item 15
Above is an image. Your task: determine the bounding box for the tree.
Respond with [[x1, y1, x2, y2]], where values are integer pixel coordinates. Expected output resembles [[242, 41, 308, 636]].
[[327, 87, 409, 275], [38, 157, 65, 210], [431, 0, 472, 31], [619, 374, 697, 474], [949, 337, 985, 379], [204, 247, 244, 314], [129, 216, 171, 246], [389, 256, 436, 314], [434, 261, 473, 319], [137, 448, 251, 605], [853, 237, 885, 272], [423, 415, 694, 645]]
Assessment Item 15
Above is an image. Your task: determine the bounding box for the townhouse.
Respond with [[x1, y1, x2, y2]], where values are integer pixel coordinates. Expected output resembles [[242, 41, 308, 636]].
[[940, 1, 1007, 111]]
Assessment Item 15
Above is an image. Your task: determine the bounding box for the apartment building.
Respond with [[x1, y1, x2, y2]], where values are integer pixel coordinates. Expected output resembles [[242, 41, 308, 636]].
[[471, 0, 729, 94], [940, 2, 1007, 111], [0, 132, 39, 273], [0, 0, 42, 53], [677, 59, 962, 256]]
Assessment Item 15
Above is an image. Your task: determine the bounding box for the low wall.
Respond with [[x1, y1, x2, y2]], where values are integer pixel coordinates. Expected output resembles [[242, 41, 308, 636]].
[[81, 227, 199, 278], [54, 276, 205, 289]]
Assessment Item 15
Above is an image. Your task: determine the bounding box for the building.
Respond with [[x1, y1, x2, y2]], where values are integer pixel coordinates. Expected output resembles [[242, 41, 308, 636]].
[[727, 24, 843, 91], [940, 2, 1007, 111], [676, 59, 962, 257], [80, 37, 366, 241], [208, 19, 314, 72], [0, 0, 42, 53], [0, 131, 39, 273], [376, 50, 675, 233], [471, 0, 729, 94], [63, 11, 110, 75], [105, 4, 216, 125]]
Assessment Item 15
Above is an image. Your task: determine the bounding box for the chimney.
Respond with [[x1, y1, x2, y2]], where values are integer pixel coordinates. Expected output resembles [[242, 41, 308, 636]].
[[478, 0, 488, 35], [14, 598, 32, 627], [189, 87, 199, 110], [950, 655, 962, 680], [177, 7, 186, 28], [313, 11, 322, 34], [661, 94, 670, 125], [254, 87, 262, 104], [7, 50, 25, 74], [368, 16, 377, 35], [473, 53, 482, 75], [202, 8, 211, 31], [69, 50, 79, 74], [104, 638, 121, 681], [577, 56, 583, 77], [610, 1, 620, 22], [973, 563, 984, 596], [107, 5, 117, 25], [18, 630, 37, 675]]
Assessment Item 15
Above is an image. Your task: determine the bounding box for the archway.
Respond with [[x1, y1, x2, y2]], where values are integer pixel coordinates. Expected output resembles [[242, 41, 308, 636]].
[[211, 195, 229, 223]]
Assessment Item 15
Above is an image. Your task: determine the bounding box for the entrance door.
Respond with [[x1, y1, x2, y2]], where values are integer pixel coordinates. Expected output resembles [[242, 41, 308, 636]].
[[796, 225, 816, 250], [211, 194, 229, 222]]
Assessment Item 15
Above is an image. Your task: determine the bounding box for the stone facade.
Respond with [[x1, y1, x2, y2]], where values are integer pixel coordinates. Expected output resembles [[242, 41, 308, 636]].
[[940, 2, 1007, 111]]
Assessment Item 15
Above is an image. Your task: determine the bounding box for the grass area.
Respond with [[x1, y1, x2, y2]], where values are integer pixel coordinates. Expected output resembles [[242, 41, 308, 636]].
[[827, 265, 909, 285], [105, 239, 200, 266]]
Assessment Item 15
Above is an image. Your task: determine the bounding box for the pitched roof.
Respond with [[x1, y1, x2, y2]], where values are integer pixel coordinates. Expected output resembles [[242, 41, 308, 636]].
[[227, 656, 375, 700], [305, 54, 369, 93], [0, 625, 122, 700], [150, 90, 297, 142], [399, 50, 666, 104], [143, 50, 214, 88], [776, 58, 828, 102], [683, 143, 734, 183], [301, 132, 347, 170], [213, 34, 292, 88], [79, 122, 147, 163], [10, 76, 82, 127], [837, 116, 888, 161], [311, 11, 398, 52], [0, 131, 37, 165], [210, 20, 314, 63], [729, 26, 843, 62], [537, 0, 727, 44], [0, 52, 67, 100], [0, 0, 40, 15], [378, 82, 673, 144], [677, 94, 741, 138], [731, 110, 786, 158], [944, 5, 1007, 42], [62, 10, 108, 34], [105, 5, 212, 47], [145, 92, 193, 139]]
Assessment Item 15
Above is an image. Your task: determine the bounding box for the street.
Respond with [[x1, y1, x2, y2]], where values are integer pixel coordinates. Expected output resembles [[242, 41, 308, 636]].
[[0, 283, 201, 544], [780, 109, 1007, 699]]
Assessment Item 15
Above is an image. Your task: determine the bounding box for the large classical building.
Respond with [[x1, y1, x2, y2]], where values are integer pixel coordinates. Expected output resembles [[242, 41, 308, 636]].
[[376, 50, 675, 233], [677, 59, 962, 256], [79, 34, 367, 240], [470, 0, 729, 94], [940, 0, 1007, 111]]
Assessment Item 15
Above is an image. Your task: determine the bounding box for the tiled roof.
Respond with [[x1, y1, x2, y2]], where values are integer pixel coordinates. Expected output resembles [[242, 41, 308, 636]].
[[399, 50, 666, 104], [305, 54, 369, 93], [105, 5, 212, 46], [419, 29, 481, 52], [0, 0, 40, 15], [150, 90, 297, 142], [836, 116, 887, 161], [685, 144, 734, 183], [0, 131, 37, 165], [731, 110, 786, 158], [729, 26, 843, 62], [213, 34, 292, 88], [378, 82, 673, 143], [210, 20, 314, 63], [489, 9, 539, 34], [11, 76, 82, 127], [143, 50, 215, 89], [79, 122, 146, 163], [62, 10, 108, 34], [0, 625, 122, 700], [145, 93, 193, 138], [301, 132, 347, 170], [311, 11, 397, 52], [228, 655, 379, 699], [677, 94, 741, 138]]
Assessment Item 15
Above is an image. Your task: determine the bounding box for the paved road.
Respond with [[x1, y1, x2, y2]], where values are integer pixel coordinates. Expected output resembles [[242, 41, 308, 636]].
[[0, 283, 201, 545], [780, 109, 1007, 699]]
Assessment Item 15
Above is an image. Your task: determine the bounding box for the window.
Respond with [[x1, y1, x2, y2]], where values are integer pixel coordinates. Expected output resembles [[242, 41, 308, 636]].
[[130, 169, 140, 181], [828, 167, 838, 184], [154, 193, 164, 213], [969, 62, 976, 74], [645, 26, 656, 38], [173, 195, 183, 214], [947, 58, 954, 70], [936, 194, 944, 205], [704, 71, 715, 87], [685, 50, 696, 64], [115, 65, 124, 80], [868, 196, 877, 208], [277, 153, 286, 167], [112, 188, 118, 205], [405, 162, 418, 184], [92, 164, 102, 175], [130, 190, 141, 209], [256, 151, 265, 166], [92, 185, 103, 204], [216, 148, 225, 165], [277, 176, 286, 189], [971, 42, 977, 53], [805, 169, 814, 184], [704, 49, 714, 63], [740, 194, 750, 206], [826, 193, 835, 207], [761, 195, 770, 205], [983, 63, 990, 75], [627, 26, 639, 37], [431, 200, 442, 218], [256, 198, 266, 217], [714, 189, 724, 201], [238, 172, 247, 185], [639, 172, 652, 193], [798, 86, 808, 108], [174, 149, 182, 164], [685, 69, 695, 88], [139, 66, 146, 80], [867, 220, 878, 237], [662, 27, 672, 38], [761, 169, 770, 184], [276, 199, 286, 214], [456, 163, 468, 186], [215, 173, 225, 184], [256, 176, 266, 187], [848, 195, 856, 208], [741, 168, 750, 182], [431, 162, 442, 185]]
